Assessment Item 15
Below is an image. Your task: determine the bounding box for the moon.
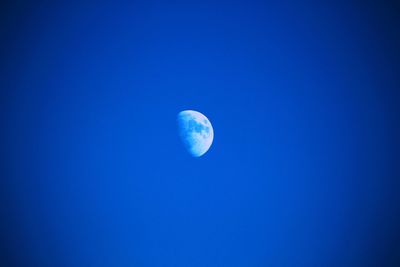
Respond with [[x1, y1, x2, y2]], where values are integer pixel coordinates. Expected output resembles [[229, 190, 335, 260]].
[[177, 110, 214, 157]]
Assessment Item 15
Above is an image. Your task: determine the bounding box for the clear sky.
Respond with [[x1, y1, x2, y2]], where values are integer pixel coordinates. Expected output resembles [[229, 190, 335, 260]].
[[1, 1, 399, 266]]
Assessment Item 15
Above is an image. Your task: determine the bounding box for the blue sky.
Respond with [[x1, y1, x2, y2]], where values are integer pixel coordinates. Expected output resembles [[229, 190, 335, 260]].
[[1, 1, 399, 266]]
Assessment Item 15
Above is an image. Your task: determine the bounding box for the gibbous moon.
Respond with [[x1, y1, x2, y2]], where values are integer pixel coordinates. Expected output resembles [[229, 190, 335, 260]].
[[177, 110, 214, 157]]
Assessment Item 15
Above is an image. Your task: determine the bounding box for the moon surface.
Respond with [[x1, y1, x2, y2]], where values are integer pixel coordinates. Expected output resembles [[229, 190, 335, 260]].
[[177, 110, 214, 157]]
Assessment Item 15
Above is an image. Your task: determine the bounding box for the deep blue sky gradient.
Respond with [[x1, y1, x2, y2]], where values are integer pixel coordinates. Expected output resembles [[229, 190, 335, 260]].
[[1, 1, 400, 266]]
